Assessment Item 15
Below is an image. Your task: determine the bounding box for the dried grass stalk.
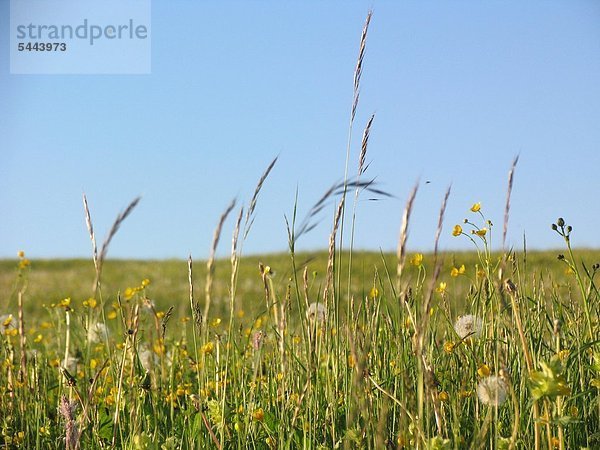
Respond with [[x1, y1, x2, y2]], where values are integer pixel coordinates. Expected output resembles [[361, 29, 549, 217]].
[[204, 198, 236, 323]]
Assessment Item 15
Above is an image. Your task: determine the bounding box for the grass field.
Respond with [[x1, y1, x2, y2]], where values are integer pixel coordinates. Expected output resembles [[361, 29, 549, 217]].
[[1, 243, 599, 449]]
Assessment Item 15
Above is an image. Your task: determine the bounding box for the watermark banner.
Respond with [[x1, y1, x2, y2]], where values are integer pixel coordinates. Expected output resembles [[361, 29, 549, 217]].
[[10, 0, 151, 74]]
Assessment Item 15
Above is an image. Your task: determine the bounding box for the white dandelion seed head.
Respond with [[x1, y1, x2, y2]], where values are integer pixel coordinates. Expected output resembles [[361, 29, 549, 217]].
[[454, 314, 482, 339], [138, 347, 158, 372], [306, 303, 327, 324], [87, 322, 109, 343], [477, 375, 508, 406], [62, 355, 79, 373]]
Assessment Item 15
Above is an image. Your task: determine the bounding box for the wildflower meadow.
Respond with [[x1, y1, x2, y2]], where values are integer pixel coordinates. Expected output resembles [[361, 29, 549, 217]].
[[2, 11, 599, 450]]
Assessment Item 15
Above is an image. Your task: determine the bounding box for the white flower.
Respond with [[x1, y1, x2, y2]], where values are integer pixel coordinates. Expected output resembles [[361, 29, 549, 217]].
[[477, 375, 508, 406], [63, 355, 79, 373], [306, 303, 327, 324], [87, 322, 109, 343], [138, 347, 158, 371], [454, 314, 482, 339]]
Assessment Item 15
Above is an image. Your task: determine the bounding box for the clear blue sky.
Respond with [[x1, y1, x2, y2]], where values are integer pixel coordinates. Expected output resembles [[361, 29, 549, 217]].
[[1, 1, 600, 259]]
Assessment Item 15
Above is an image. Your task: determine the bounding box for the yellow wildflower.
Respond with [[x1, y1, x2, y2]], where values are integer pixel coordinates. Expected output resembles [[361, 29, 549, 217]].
[[410, 253, 424, 267], [443, 341, 455, 354], [473, 228, 487, 237], [202, 342, 214, 355], [17, 250, 25, 258], [252, 408, 264, 422], [450, 264, 466, 277], [368, 286, 379, 299], [452, 225, 463, 237], [477, 364, 491, 378], [83, 298, 97, 308], [107, 310, 117, 320], [124, 287, 135, 300], [141, 278, 151, 287], [436, 282, 447, 294], [438, 391, 449, 402], [58, 297, 71, 308], [347, 354, 356, 369], [459, 389, 472, 398], [470, 202, 481, 212], [33, 334, 43, 343], [2, 315, 13, 327]]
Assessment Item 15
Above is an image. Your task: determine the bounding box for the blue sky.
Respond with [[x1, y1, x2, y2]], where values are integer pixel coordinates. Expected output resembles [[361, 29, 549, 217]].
[[1, 1, 600, 259]]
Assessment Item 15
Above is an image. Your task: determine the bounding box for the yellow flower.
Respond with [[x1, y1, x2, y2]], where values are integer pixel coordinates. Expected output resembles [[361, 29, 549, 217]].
[[459, 389, 472, 399], [18, 259, 30, 269], [58, 297, 71, 308], [477, 364, 491, 377], [107, 310, 117, 320], [438, 391, 449, 402], [473, 228, 487, 237], [452, 225, 463, 237], [450, 264, 466, 277], [436, 282, 447, 294], [410, 253, 424, 267], [141, 278, 151, 287], [252, 407, 264, 422], [124, 287, 135, 300], [368, 286, 379, 299], [470, 202, 481, 213], [443, 341, 455, 354], [33, 334, 43, 343], [202, 342, 214, 355], [347, 354, 356, 369], [2, 315, 13, 327], [17, 250, 25, 258], [83, 298, 97, 308]]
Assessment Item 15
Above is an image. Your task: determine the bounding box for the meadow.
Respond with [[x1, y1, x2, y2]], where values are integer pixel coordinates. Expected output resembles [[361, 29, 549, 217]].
[[2, 11, 599, 450]]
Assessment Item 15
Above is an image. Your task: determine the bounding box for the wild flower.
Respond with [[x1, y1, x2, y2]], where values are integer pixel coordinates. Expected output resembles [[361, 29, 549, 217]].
[[454, 315, 482, 340], [436, 282, 447, 294], [63, 355, 79, 374], [470, 202, 481, 212], [0, 314, 16, 335], [443, 341, 455, 354], [452, 225, 463, 237], [410, 253, 423, 267], [477, 364, 491, 377], [87, 322, 109, 343], [82, 298, 97, 308], [138, 347, 158, 371], [472, 228, 487, 237], [306, 302, 327, 324], [450, 264, 465, 277], [477, 375, 508, 406]]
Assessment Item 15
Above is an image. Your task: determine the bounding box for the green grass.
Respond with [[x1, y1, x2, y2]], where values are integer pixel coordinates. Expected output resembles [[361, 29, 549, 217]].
[[1, 246, 599, 449]]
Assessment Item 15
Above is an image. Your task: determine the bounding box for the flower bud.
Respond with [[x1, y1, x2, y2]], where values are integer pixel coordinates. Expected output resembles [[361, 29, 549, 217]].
[[557, 218, 565, 227], [551, 223, 558, 231]]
